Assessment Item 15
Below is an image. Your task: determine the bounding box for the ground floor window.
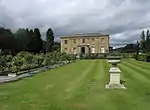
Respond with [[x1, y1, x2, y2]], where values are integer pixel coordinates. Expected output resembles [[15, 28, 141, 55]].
[[73, 48, 77, 54], [91, 47, 95, 53], [64, 48, 67, 53], [101, 47, 105, 53]]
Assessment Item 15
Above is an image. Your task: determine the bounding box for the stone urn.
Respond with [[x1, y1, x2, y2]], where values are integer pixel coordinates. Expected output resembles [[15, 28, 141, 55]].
[[105, 56, 125, 89]]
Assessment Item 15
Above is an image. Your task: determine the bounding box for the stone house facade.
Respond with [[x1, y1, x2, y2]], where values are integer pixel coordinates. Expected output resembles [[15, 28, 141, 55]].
[[60, 33, 110, 55]]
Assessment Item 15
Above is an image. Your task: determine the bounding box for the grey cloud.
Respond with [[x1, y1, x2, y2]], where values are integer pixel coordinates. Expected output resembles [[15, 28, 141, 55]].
[[0, 0, 150, 45]]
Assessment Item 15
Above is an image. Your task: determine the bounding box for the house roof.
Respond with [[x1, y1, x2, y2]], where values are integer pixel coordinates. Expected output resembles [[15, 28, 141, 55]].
[[60, 33, 109, 38]]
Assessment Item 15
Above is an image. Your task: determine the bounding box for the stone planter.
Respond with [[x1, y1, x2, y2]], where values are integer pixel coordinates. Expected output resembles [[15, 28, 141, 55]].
[[106, 56, 125, 89]]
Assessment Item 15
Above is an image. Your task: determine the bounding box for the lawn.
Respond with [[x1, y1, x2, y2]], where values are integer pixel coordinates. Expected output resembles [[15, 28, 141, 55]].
[[0, 59, 150, 110]]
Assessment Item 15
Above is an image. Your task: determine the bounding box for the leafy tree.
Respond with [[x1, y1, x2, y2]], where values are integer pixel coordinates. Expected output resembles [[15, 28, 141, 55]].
[[42, 40, 47, 54], [34, 54, 44, 67], [52, 51, 61, 62], [23, 53, 34, 73], [135, 41, 140, 60], [0, 49, 11, 55], [26, 29, 34, 51], [27, 28, 43, 53], [46, 28, 54, 52], [69, 54, 76, 61], [140, 30, 150, 53], [60, 52, 72, 63], [43, 54, 52, 69], [0, 27, 15, 55], [14, 28, 31, 51], [11, 55, 24, 74], [52, 42, 60, 51], [0, 55, 7, 72]]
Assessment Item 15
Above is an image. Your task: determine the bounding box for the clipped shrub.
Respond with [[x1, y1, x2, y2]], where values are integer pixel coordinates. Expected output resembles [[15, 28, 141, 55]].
[[138, 54, 147, 61], [146, 56, 150, 62], [34, 54, 44, 67], [10, 55, 24, 74], [0, 55, 7, 72]]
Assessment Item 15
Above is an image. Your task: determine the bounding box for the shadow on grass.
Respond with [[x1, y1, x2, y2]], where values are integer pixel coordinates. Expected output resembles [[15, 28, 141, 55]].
[[120, 80, 126, 84]]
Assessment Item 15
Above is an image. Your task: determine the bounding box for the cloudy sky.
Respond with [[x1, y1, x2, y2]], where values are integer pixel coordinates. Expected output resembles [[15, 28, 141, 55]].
[[1, 0, 150, 46]]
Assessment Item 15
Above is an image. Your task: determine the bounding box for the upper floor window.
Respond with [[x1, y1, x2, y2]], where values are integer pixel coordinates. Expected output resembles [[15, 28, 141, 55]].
[[64, 48, 67, 52], [64, 40, 68, 44], [73, 39, 76, 44], [82, 39, 85, 43], [101, 38, 105, 43], [92, 38, 95, 44], [92, 38, 95, 41]]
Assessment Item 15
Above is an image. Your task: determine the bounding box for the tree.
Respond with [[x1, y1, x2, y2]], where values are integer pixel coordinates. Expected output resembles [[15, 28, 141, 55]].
[[60, 52, 67, 61], [24, 53, 34, 74], [41, 40, 47, 54], [11, 55, 24, 74], [0, 55, 7, 72], [34, 54, 44, 67], [27, 28, 43, 53], [52, 42, 60, 51], [14, 28, 31, 52], [135, 41, 140, 60], [0, 27, 15, 55], [69, 54, 76, 62], [140, 30, 150, 53], [26, 29, 34, 52], [46, 28, 54, 52], [43, 54, 52, 69]]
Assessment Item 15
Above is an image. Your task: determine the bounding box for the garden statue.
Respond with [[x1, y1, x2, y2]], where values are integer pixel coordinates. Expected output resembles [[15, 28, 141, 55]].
[[105, 56, 126, 89]]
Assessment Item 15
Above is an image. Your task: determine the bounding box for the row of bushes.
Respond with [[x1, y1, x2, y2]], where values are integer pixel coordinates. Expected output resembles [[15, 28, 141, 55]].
[[0, 51, 76, 75], [79, 53, 107, 59], [79, 52, 135, 60], [133, 53, 150, 62]]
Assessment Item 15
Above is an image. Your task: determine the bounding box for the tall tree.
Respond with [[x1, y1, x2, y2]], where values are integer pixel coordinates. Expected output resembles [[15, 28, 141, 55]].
[[0, 27, 15, 55], [0, 27, 14, 50], [14, 28, 31, 52], [33, 28, 43, 53], [135, 41, 140, 60], [46, 28, 54, 52], [26, 29, 34, 52], [140, 30, 150, 53], [27, 28, 43, 53], [52, 42, 60, 51]]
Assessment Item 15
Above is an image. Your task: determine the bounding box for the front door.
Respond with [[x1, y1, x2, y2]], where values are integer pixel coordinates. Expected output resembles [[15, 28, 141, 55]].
[[81, 47, 85, 54]]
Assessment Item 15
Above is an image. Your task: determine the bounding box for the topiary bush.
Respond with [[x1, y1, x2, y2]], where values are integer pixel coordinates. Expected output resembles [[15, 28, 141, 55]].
[[138, 54, 147, 61], [146, 55, 150, 62]]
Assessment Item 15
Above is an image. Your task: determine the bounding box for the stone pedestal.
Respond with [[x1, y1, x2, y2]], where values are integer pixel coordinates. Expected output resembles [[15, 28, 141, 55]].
[[105, 56, 126, 89], [109, 67, 120, 85]]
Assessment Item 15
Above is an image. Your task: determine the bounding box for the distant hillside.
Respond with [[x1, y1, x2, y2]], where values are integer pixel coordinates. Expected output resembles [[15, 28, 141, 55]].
[[113, 43, 137, 53]]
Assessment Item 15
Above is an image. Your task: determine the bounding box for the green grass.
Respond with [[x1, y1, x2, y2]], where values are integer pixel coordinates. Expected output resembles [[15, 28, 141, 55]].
[[0, 59, 150, 110]]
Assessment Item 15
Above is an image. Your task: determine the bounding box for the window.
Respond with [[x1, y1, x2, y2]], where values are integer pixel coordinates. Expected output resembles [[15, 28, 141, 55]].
[[64, 40, 68, 44], [91, 47, 95, 53], [73, 48, 76, 54], [73, 39, 76, 44], [82, 39, 85, 43], [92, 38, 95, 44], [64, 48, 67, 52], [101, 38, 105, 43], [101, 47, 105, 53]]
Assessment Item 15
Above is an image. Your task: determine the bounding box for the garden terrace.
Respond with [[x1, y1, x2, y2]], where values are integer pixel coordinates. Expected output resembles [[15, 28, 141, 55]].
[[0, 59, 150, 110]]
